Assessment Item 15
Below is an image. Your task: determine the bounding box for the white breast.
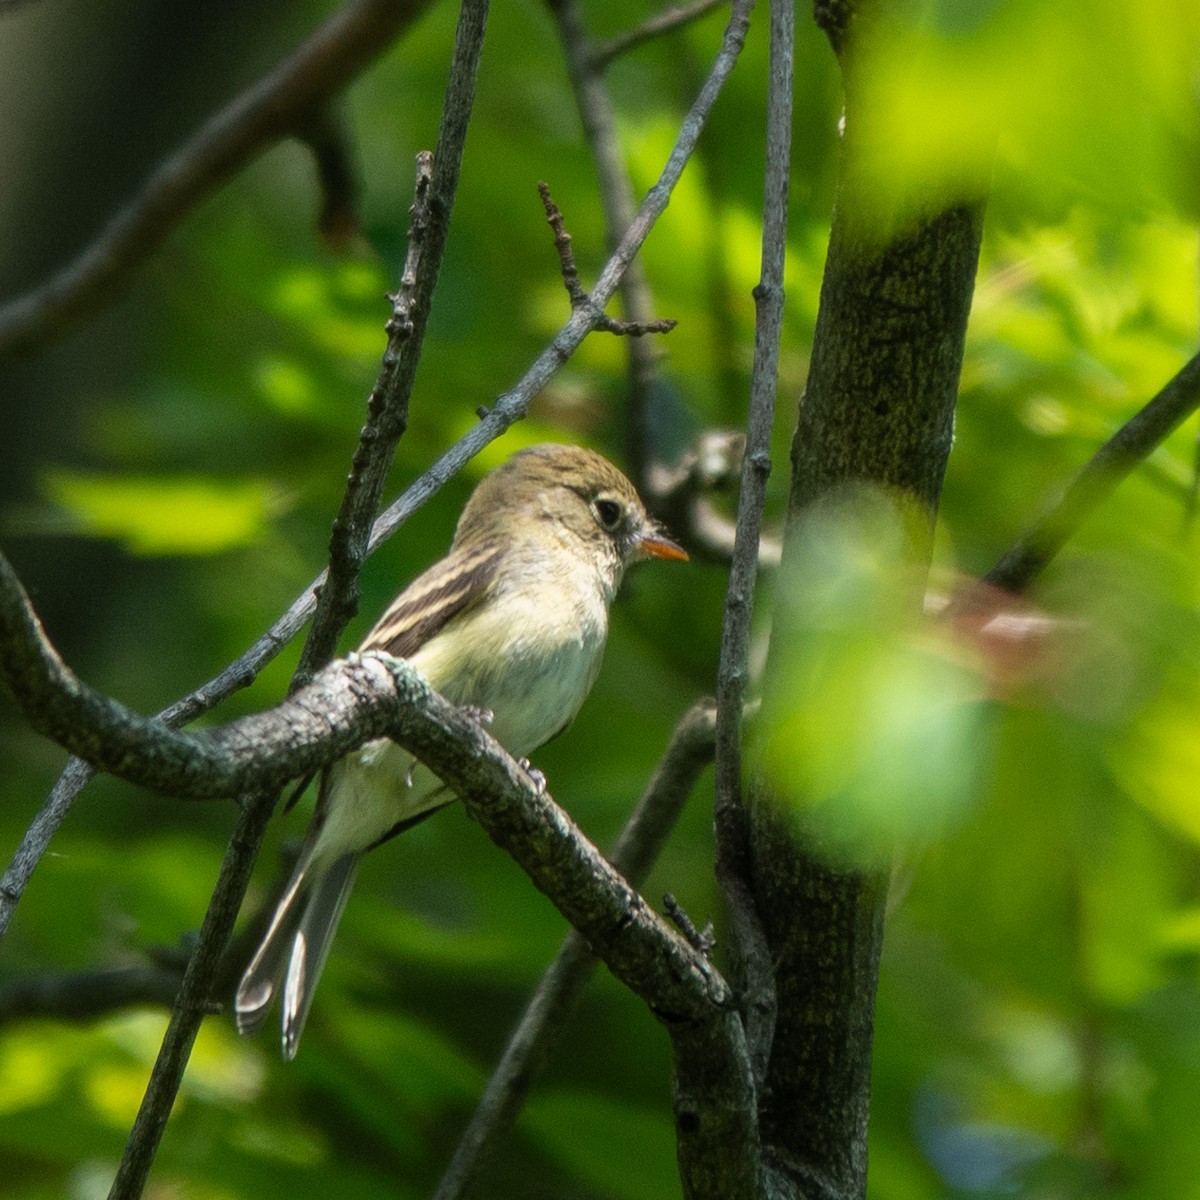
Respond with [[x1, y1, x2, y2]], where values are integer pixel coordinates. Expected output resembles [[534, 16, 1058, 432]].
[[310, 555, 611, 865]]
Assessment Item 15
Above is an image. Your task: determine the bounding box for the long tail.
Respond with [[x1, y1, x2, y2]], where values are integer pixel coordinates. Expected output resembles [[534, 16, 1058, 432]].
[[234, 851, 360, 1060]]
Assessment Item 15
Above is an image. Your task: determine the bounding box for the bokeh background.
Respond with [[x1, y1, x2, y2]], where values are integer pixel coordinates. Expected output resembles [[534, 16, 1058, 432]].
[[2, 0, 1200, 1197]]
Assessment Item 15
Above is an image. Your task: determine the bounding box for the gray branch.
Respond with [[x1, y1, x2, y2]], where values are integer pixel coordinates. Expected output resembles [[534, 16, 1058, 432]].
[[0, 553, 446, 797], [3, 610, 735, 1039], [589, 0, 728, 72], [294, 150, 437, 684]]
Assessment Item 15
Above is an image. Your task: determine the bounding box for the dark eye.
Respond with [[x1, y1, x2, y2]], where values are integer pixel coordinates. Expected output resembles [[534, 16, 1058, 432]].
[[593, 497, 623, 530]]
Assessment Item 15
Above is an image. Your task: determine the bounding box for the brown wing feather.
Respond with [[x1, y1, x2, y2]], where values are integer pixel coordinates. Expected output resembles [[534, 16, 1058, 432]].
[[360, 541, 504, 658], [292, 542, 502, 822]]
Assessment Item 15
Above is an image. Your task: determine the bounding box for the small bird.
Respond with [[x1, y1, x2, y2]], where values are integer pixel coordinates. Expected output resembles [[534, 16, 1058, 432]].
[[235, 443, 687, 1057]]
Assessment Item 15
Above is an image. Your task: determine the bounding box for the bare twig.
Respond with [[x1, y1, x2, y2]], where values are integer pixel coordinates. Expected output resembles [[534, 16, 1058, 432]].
[[296, 153, 435, 684], [0, 0, 435, 357], [712, 0, 792, 1093], [985, 349, 1200, 594], [590, 0, 727, 72], [296, 13, 481, 683], [546, 0, 676, 482], [108, 791, 276, 1199], [538, 182, 677, 337], [0, 758, 94, 927], [431, 700, 716, 1200]]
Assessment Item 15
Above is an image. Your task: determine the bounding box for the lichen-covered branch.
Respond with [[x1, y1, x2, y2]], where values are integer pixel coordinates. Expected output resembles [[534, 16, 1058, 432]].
[[0, 553, 436, 797]]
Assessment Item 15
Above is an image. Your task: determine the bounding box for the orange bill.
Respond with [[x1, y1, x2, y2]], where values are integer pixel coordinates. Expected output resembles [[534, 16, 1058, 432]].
[[638, 530, 689, 562]]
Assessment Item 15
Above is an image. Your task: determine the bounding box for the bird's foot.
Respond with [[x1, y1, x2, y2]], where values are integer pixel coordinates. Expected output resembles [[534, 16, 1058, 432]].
[[460, 705, 495, 728], [517, 758, 547, 795]]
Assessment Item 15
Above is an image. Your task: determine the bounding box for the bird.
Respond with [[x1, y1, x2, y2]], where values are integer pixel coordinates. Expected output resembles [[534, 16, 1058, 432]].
[[234, 442, 687, 1058]]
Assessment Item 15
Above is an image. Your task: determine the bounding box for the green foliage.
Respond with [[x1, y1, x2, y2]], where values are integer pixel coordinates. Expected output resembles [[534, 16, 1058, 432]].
[[2, 0, 1200, 1198]]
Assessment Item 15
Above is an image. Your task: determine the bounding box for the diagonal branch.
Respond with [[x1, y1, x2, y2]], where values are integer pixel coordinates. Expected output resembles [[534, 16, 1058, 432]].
[[984, 348, 1200, 593], [546, 0, 679, 481], [298, 0, 485, 683], [0, 577, 734, 1067], [0, 550, 433, 797], [0, 0, 435, 357], [433, 700, 717, 1200]]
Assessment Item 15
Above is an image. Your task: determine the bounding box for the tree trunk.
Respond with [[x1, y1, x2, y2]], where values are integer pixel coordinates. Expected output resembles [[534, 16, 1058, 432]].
[[747, 5, 985, 1193]]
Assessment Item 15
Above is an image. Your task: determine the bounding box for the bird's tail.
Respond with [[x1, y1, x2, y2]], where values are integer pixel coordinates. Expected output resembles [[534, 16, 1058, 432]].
[[234, 850, 360, 1060]]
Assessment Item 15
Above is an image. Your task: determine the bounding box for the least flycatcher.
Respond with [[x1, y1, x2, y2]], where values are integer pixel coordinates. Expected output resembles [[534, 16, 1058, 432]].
[[235, 443, 687, 1057]]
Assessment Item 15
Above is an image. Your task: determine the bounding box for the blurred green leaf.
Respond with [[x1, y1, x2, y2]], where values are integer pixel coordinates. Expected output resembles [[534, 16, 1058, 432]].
[[43, 473, 282, 555]]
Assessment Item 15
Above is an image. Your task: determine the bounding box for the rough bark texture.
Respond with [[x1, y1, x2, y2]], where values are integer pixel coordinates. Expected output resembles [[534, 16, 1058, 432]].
[[747, 5, 986, 1193], [790, 202, 984, 516]]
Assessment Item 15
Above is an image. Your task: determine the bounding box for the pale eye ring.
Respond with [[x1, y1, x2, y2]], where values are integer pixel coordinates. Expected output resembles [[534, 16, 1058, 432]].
[[593, 497, 623, 530]]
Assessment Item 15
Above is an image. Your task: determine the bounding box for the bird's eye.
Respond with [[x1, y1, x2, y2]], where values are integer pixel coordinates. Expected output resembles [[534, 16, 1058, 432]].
[[593, 497, 623, 530]]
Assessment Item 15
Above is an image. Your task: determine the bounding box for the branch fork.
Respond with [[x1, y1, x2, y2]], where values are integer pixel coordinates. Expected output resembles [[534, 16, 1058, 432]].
[[538, 181, 678, 337]]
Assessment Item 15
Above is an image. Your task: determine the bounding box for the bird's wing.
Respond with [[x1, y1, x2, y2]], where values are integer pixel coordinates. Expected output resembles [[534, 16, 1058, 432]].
[[360, 540, 505, 658]]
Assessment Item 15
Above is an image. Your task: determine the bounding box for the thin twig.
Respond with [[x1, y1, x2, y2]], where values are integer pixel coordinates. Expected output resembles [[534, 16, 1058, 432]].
[[589, 0, 727, 72], [984, 349, 1200, 594], [431, 701, 716, 1200], [0, 0, 435, 357], [107, 791, 276, 1199], [295, 152, 435, 684], [538, 183, 677, 336], [713, 0, 792, 1091], [546, 0, 674, 482]]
